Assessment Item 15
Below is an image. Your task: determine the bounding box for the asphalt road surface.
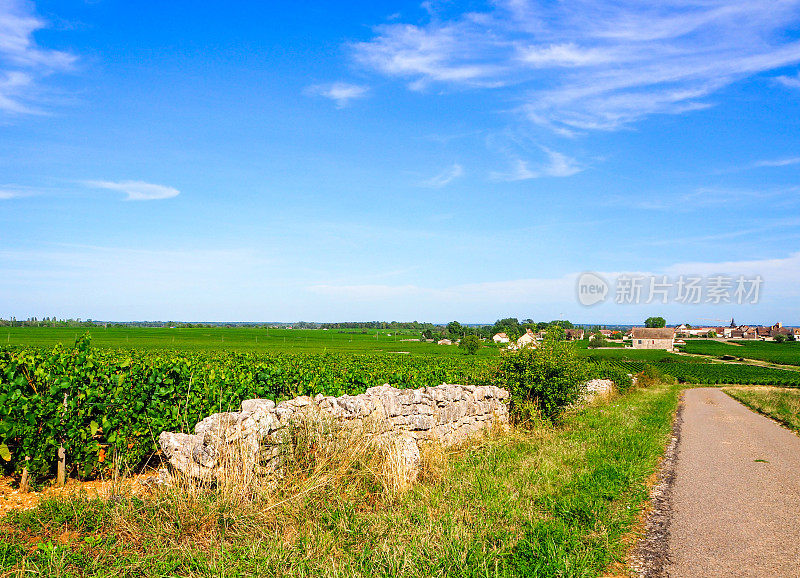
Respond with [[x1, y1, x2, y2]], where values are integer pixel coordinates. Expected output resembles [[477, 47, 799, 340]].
[[666, 388, 800, 577]]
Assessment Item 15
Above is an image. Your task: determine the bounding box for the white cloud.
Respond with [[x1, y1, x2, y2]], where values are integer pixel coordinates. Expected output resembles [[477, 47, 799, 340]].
[[606, 186, 800, 213], [353, 23, 505, 90], [491, 147, 582, 181], [309, 251, 800, 322], [0, 185, 29, 199], [752, 157, 800, 168], [85, 180, 180, 201], [306, 82, 369, 108], [353, 0, 800, 132], [518, 43, 622, 68], [420, 163, 463, 187], [492, 159, 536, 182], [775, 72, 800, 89], [0, 1, 75, 114]]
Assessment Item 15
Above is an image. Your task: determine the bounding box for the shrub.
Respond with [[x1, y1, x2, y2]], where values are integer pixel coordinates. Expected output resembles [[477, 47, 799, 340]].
[[497, 338, 590, 421], [587, 332, 607, 348], [636, 364, 677, 388], [459, 335, 481, 355]]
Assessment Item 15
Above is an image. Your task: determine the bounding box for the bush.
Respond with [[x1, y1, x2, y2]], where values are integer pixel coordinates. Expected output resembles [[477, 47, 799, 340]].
[[587, 333, 607, 348], [459, 335, 481, 355], [636, 364, 677, 388], [497, 339, 589, 421]]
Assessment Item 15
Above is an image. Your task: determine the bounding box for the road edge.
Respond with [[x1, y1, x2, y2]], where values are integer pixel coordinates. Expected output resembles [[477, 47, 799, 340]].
[[628, 390, 685, 578]]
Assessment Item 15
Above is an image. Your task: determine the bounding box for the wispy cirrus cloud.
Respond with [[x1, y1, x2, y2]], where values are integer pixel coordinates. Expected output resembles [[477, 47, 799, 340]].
[[0, 0, 76, 114], [420, 163, 463, 187], [85, 180, 180, 201], [0, 184, 33, 199], [491, 147, 583, 181], [353, 1, 800, 132], [306, 82, 369, 108], [775, 72, 800, 89], [752, 157, 800, 168], [605, 186, 800, 212]]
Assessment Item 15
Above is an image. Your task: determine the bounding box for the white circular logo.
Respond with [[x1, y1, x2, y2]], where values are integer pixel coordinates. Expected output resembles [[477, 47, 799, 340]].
[[576, 272, 609, 306]]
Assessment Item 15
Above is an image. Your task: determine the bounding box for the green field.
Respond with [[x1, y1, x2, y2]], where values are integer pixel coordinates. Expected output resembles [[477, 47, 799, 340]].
[[680, 339, 800, 366], [0, 326, 499, 356], [3, 332, 800, 482], [578, 347, 692, 363]]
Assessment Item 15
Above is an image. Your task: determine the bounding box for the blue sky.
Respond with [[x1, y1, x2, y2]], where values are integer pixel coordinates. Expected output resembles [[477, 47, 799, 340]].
[[2, 0, 800, 325]]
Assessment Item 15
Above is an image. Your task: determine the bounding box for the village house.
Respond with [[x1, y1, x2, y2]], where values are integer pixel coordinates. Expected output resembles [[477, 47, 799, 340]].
[[564, 328, 585, 341], [631, 327, 675, 350], [758, 322, 794, 340], [437, 338, 453, 346], [516, 328, 537, 349], [731, 326, 757, 339], [492, 332, 510, 344]]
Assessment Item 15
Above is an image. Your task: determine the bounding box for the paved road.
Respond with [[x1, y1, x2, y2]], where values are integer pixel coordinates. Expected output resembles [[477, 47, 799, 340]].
[[666, 388, 800, 577]]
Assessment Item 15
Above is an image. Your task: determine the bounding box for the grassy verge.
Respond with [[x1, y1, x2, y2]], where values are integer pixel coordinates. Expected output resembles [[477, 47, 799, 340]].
[[0, 383, 680, 578], [723, 386, 800, 432]]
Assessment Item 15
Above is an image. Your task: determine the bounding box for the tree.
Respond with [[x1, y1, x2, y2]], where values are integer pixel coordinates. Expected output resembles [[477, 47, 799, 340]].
[[446, 321, 463, 339], [459, 335, 481, 355], [546, 325, 566, 341], [588, 331, 607, 348], [644, 316, 666, 328]]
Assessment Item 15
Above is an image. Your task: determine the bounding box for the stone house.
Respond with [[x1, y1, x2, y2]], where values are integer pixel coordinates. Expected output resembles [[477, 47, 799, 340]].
[[631, 327, 675, 350]]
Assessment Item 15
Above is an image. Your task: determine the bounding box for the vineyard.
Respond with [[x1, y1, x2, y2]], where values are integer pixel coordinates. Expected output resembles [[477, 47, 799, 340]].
[[3, 335, 800, 484], [599, 360, 800, 386], [679, 339, 800, 366], [0, 336, 499, 481]]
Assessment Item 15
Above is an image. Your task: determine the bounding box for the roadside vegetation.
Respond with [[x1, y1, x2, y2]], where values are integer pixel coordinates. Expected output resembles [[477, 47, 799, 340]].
[[0, 370, 681, 577], [723, 387, 800, 432]]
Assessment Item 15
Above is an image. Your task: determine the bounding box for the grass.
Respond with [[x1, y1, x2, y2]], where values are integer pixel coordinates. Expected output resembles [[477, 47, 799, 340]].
[[0, 327, 502, 357], [722, 386, 800, 432], [0, 382, 680, 577]]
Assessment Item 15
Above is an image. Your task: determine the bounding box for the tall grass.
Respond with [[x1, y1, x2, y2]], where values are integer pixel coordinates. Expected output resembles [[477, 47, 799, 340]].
[[1, 383, 680, 577]]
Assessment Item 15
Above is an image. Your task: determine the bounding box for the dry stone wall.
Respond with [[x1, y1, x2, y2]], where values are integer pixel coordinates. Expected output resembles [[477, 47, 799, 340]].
[[159, 383, 510, 482], [583, 379, 615, 401]]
